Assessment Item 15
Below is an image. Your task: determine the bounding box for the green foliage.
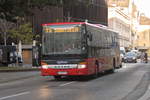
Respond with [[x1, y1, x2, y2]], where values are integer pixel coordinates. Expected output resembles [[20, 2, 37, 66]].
[[0, 0, 29, 22], [30, 0, 63, 7], [0, 0, 91, 22], [0, 0, 63, 22], [9, 23, 34, 44]]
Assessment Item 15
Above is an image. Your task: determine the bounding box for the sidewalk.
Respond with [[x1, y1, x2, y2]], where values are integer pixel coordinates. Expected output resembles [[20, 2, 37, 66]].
[[0, 71, 40, 83], [0, 66, 40, 72], [138, 84, 150, 100]]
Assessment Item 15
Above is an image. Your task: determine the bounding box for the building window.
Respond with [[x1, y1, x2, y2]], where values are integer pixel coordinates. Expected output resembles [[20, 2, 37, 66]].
[[143, 32, 146, 39]]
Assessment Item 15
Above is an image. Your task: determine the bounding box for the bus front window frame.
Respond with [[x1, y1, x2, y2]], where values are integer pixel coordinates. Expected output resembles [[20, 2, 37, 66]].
[[42, 24, 87, 56]]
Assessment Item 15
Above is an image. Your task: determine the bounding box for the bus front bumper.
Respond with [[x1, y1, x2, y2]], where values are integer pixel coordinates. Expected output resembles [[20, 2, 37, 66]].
[[41, 68, 88, 76]]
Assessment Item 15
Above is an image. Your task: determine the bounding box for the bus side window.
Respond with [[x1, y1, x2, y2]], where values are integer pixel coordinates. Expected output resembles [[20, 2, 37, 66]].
[[87, 31, 92, 42], [0, 49, 2, 61], [88, 47, 92, 57]]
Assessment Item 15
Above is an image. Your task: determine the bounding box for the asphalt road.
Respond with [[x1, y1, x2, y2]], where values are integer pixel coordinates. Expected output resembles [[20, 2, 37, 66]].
[[0, 63, 150, 100], [0, 71, 39, 83]]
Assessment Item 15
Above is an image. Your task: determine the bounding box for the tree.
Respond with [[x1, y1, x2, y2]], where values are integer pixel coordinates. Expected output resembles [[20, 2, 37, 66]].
[[0, 0, 91, 45], [0, 0, 63, 44], [8, 23, 34, 44], [0, 0, 64, 22], [0, 18, 15, 45], [0, 0, 90, 22]]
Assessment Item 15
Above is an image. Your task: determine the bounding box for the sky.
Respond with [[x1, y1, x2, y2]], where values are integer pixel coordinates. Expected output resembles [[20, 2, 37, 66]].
[[134, 0, 150, 18]]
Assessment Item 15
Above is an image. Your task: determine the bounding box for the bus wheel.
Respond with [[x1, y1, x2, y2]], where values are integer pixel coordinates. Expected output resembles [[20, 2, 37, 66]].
[[54, 76, 62, 80]]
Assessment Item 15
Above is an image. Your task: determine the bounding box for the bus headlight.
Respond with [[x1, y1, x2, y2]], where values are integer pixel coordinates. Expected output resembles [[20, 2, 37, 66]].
[[78, 62, 87, 69], [42, 65, 48, 69], [78, 64, 86, 69]]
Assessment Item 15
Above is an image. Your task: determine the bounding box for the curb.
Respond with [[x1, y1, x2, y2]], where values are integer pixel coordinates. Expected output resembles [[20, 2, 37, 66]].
[[0, 68, 40, 72], [138, 84, 150, 100]]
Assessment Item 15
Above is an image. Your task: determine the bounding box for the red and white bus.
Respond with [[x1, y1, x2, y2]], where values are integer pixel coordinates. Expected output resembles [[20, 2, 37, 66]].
[[40, 22, 122, 79]]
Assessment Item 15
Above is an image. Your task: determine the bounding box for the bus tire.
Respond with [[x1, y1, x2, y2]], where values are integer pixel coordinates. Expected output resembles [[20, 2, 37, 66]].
[[93, 61, 99, 78]]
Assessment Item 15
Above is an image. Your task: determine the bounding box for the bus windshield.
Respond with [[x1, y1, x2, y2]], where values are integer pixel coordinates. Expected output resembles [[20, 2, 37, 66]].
[[42, 24, 85, 55]]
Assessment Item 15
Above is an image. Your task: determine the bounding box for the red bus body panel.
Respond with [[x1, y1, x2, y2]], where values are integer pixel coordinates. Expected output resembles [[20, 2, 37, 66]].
[[42, 22, 85, 26], [41, 68, 88, 76], [40, 57, 108, 76]]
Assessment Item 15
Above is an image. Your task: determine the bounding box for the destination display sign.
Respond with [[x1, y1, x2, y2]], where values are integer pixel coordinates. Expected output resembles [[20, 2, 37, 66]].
[[44, 27, 79, 33]]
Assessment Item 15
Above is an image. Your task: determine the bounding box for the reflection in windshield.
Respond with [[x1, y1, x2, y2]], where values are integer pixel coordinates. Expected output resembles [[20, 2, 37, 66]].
[[42, 32, 83, 55]]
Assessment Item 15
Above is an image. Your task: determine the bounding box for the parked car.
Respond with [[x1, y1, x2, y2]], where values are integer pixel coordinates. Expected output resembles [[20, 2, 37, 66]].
[[124, 52, 137, 63], [120, 47, 126, 62], [120, 47, 126, 55], [120, 53, 125, 62], [130, 50, 141, 59]]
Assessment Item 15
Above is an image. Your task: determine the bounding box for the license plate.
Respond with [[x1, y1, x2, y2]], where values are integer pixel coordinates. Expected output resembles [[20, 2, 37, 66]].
[[58, 71, 68, 75]]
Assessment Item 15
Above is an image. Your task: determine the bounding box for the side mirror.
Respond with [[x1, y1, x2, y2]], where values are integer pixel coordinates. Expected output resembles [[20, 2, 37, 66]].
[[87, 32, 92, 41]]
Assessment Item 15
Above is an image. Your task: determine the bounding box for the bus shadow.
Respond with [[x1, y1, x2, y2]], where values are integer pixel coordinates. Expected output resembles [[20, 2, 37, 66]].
[[46, 71, 115, 82]]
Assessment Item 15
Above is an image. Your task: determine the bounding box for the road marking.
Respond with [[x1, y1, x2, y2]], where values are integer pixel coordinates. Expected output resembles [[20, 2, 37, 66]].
[[59, 81, 75, 87], [0, 92, 30, 100]]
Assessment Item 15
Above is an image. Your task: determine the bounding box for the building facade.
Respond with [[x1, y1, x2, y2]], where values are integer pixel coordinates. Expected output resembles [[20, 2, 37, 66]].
[[131, 3, 150, 56], [134, 26, 150, 56], [108, 6, 131, 48]]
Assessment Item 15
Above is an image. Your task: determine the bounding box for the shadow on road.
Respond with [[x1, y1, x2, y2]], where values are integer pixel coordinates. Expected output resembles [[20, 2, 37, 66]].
[[44, 71, 116, 82]]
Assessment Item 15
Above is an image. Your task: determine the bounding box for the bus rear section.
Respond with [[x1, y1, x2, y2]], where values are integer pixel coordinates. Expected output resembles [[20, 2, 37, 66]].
[[40, 22, 121, 79]]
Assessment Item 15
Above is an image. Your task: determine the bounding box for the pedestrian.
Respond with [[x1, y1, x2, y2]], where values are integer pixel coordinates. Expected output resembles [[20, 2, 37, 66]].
[[140, 52, 145, 63], [144, 52, 148, 63]]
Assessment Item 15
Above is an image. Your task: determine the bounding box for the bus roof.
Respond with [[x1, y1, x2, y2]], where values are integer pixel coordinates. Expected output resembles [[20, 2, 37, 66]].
[[86, 22, 118, 34], [42, 22, 85, 26], [42, 22, 108, 30], [42, 22, 118, 34]]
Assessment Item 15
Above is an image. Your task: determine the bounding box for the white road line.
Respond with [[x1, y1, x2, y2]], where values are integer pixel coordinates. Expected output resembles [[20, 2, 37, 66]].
[[0, 92, 30, 100], [59, 81, 75, 87]]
